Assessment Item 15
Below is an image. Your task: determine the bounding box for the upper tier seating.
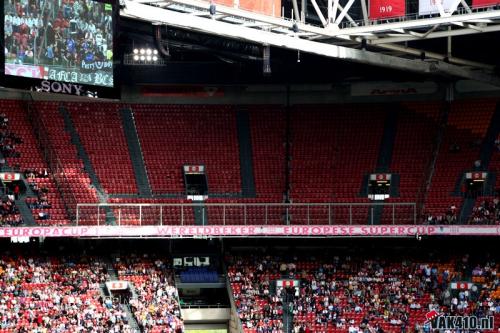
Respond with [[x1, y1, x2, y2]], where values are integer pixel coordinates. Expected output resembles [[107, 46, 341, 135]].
[[424, 99, 497, 218], [290, 105, 385, 203], [133, 105, 241, 195], [1, 100, 68, 225], [67, 103, 138, 194]]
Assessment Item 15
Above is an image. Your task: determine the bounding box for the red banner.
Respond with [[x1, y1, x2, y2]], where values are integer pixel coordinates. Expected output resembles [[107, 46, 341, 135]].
[[472, 0, 500, 7], [369, 0, 406, 19], [239, 0, 281, 17]]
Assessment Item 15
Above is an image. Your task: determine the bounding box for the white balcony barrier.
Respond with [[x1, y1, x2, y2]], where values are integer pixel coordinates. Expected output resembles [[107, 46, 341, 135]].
[[76, 202, 417, 226]]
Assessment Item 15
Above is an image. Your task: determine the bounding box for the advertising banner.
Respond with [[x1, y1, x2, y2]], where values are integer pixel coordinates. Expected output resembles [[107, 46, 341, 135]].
[[369, 0, 406, 19], [419, 0, 457, 16], [0, 225, 499, 238]]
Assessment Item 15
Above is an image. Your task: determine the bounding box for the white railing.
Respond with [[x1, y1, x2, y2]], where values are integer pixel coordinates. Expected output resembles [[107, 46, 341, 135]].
[[76, 202, 417, 226]]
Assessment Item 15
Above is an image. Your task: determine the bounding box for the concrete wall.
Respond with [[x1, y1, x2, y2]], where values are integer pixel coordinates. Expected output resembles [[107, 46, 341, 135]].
[[1, 79, 498, 105], [181, 308, 231, 323]]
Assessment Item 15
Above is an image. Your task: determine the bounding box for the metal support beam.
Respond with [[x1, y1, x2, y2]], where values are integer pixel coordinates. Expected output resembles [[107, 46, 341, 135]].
[[291, 0, 300, 21], [374, 43, 494, 70], [163, 0, 500, 39], [122, 0, 500, 86], [311, 0, 327, 26], [360, 0, 369, 25], [369, 23, 500, 44], [335, 0, 356, 25], [327, 0, 333, 24], [332, 0, 339, 23]]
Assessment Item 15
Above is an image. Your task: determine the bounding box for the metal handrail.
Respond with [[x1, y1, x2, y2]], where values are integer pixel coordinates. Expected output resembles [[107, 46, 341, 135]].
[[76, 202, 417, 226]]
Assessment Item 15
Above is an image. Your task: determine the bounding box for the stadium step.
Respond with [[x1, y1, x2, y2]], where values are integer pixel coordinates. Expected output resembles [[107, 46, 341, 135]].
[[15, 198, 37, 226], [122, 304, 141, 332], [236, 109, 256, 197], [193, 201, 208, 225], [59, 105, 116, 224], [119, 108, 153, 197], [376, 107, 399, 173], [369, 107, 399, 225], [459, 197, 476, 223], [283, 287, 295, 333], [478, 102, 500, 170]]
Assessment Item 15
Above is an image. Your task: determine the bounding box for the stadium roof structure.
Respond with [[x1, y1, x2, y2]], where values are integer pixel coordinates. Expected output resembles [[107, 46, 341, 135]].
[[120, 0, 500, 86]]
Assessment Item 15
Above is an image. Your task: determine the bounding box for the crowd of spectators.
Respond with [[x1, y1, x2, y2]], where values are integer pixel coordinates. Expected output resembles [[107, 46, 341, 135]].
[[0, 194, 23, 226], [115, 255, 184, 333], [227, 255, 286, 332], [423, 205, 458, 225], [0, 112, 23, 226], [5, 0, 113, 68], [0, 113, 21, 159], [227, 253, 500, 333], [0, 255, 136, 332], [467, 197, 500, 225], [423, 198, 500, 225]]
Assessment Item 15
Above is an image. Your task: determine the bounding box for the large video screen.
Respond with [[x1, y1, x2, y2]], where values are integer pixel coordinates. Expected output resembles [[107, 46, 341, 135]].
[[3, 0, 117, 97]]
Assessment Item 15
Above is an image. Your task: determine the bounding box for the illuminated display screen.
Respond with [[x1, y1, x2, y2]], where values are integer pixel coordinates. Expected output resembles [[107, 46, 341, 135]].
[[4, 0, 114, 89]]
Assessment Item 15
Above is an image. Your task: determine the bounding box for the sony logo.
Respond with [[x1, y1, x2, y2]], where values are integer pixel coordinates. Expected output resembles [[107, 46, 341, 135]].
[[34, 80, 97, 98]]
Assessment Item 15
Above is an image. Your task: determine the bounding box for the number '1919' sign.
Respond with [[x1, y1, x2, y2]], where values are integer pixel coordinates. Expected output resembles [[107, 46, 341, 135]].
[[369, 0, 405, 19]]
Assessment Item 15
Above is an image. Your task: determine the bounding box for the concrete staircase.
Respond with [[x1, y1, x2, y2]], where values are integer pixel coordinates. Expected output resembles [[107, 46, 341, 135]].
[[119, 108, 152, 197], [15, 199, 36, 226], [193, 201, 208, 225], [370, 108, 399, 225], [236, 109, 256, 198]]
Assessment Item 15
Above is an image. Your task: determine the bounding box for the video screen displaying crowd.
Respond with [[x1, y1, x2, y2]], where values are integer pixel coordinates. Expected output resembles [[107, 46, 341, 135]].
[[4, 0, 113, 68]]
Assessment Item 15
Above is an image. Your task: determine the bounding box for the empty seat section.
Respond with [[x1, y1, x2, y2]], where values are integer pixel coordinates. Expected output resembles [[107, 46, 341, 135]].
[[67, 103, 137, 194], [290, 105, 384, 203], [133, 105, 241, 195]]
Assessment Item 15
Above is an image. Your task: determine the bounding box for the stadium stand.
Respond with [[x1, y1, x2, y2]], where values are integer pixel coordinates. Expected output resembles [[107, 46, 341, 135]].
[[0, 98, 497, 226], [0, 255, 135, 332], [227, 251, 500, 333]]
